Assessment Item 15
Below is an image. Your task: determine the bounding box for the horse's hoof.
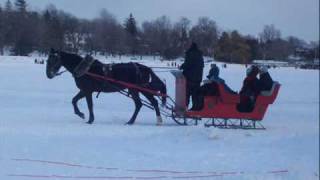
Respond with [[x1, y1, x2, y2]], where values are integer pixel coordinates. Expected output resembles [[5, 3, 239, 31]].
[[156, 122, 163, 126], [126, 122, 133, 125], [156, 116, 163, 126], [76, 112, 85, 119], [86, 121, 93, 124]]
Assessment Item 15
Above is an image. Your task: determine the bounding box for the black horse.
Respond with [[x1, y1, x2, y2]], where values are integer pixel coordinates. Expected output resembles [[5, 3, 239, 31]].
[[46, 49, 167, 125]]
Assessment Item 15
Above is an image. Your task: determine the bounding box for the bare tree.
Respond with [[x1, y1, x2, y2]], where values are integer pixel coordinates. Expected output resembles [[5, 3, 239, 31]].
[[92, 9, 125, 56], [173, 17, 191, 52], [259, 24, 281, 43], [141, 16, 172, 57], [80, 20, 96, 54], [259, 24, 282, 59], [190, 17, 219, 56], [62, 13, 82, 53]]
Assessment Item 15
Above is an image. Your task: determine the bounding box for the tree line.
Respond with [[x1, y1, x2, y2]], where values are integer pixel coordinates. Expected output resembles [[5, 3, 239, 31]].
[[0, 0, 318, 63]]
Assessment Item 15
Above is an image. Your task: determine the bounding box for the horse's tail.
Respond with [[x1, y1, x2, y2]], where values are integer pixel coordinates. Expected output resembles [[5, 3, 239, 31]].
[[148, 68, 167, 105]]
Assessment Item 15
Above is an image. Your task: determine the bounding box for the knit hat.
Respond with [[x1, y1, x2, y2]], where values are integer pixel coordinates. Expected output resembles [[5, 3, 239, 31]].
[[246, 65, 259, 76], [259, 66, 268, 74]]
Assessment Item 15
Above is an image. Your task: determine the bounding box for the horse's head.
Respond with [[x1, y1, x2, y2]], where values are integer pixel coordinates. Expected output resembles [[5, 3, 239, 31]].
[[46, 49, 62, 79]]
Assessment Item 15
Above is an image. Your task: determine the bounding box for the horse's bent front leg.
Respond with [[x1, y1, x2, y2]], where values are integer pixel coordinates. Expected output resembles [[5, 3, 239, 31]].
[[142, 93, 163, 126], [85, 92, 95, 124], [72, 91, 86, 119]]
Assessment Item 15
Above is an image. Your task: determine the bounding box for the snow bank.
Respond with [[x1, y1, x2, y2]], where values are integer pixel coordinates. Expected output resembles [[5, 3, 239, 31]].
[[0, 56, 318, 180]]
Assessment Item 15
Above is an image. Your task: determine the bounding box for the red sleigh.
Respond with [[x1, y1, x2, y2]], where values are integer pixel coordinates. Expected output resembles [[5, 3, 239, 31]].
[[171, 71, 281, 129]]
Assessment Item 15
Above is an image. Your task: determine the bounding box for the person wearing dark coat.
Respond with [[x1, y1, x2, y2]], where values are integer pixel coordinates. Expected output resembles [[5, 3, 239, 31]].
[[237, 65, 260, 112], [258, 66, 274, 91], [192, 64, 236, 111], [180, 42, 204, 109], [207, 64, 236, 94]]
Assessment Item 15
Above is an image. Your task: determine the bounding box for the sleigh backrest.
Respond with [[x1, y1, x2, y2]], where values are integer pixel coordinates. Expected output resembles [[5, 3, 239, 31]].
[[217, 83, 240, 104], [256, 82, 281, 105], [217, 81, 280, 105], [171, 70, 187, 115]]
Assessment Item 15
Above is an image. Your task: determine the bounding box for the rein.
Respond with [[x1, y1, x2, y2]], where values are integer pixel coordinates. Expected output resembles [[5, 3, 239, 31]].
[[55, 70, 67, 76], [56, 54, 168, 98]]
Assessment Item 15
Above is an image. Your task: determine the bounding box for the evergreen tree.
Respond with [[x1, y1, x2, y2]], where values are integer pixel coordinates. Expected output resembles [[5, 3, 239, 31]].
[[14, 0, 27, 13], [0, 5, 4, 54], [124, 13, 138, 54], [40, 7, 65, 52], [124, 13, 137, 37], [3, 0, 14, 46], [11, 0, 34, 55], [5, 0, 12, 12], [215, 32, 232, 62], [245, 36, 261, 61]]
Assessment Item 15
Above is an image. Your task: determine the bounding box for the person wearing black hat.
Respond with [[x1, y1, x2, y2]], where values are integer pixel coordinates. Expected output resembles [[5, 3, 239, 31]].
[[180, 42, 204, 110]]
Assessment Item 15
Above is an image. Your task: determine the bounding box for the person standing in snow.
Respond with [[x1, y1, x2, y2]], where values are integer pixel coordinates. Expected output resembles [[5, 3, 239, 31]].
[[180, 42, 204, 110]]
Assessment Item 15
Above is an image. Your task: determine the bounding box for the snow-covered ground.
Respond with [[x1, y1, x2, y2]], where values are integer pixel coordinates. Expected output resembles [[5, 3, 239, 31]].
[[0, 55, 319, 180]]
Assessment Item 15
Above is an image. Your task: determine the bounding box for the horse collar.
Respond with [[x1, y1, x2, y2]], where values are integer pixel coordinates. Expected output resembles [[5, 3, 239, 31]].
[[73, 56, 96, 78]]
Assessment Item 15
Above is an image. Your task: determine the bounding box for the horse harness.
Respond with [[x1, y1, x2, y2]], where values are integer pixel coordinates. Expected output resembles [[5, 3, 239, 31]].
[[73, 55, 96, 78], [73, 56, 147, 98], [101, 62, 143, 83]]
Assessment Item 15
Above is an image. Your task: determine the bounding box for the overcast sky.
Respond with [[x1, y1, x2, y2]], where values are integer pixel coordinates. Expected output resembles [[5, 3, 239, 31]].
[[1, 0, 319, 42]]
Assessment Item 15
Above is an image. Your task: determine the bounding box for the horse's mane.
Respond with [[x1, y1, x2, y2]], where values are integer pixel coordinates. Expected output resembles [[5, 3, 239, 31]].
[[60, 51, 82, 61], [58, 51, 86, 73]]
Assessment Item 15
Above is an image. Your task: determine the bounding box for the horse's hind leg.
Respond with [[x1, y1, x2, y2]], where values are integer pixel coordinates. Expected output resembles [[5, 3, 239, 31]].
[[85, 92, 95, 124], [127, 90, 142, 125], [72, 91, 86, 119], [142, 93, 162, 126]]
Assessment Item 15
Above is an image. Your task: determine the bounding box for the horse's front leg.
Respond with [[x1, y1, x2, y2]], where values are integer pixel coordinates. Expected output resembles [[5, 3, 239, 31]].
[[85, 92, 95, 124], [72, 91, 86, 119], [142, 93, 163, 126], [126, 90, 142, 125]]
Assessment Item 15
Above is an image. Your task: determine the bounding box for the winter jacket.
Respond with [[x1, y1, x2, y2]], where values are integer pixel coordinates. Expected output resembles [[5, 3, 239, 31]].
[[180, 45, 204, 83], [258, 72, 273, 91], [207, 65, 236, 94], [239, 68, 260, 111]]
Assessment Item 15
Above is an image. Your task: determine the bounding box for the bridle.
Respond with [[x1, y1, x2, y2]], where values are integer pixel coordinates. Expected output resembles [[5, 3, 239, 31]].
[[47, 52, 66, 77]]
